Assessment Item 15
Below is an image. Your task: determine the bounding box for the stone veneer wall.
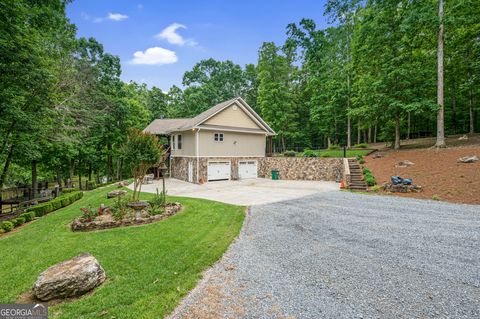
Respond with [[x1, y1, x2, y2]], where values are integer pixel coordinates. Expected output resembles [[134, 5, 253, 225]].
[[171, 157, 197, 182], [258, 157, 343, 181], [172, 156, 343, 183]]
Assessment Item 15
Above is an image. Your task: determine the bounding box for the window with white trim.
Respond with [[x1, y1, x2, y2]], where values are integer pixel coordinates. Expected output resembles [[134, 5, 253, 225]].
[[172, 135, 176, 150], [214, 133, 224, 142], [177, 134, 182, 149]]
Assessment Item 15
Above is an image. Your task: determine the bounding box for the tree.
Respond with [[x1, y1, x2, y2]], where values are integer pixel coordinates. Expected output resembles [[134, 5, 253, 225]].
[[123, 129, 164, 202], [436, 0, 446, 147]]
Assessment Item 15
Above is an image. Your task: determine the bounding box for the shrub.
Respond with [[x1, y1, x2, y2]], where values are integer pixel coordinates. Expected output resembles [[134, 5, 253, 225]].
[[365, 175, 376, 186], [26, 192, 83, 218], [283, 150, 296, 157], [87, 181, 97, 190], [28, 203, 53, 217], [12, 217, 25, 227], [362, 167, 371, 175], [432, 194, 440, 201], [302, 149, 318, 157], [370, 185, 381, 192], [361, 167, 376, 186], [62, 188, 77, 194], [1, 221, 14, 232], [60, 197, 72, 207], [19, 212, 35, 222], [328, 144, 340, 150], [319, 153, 332, 158], [51, 199, 62, 210], [354, 143, 368, 148]]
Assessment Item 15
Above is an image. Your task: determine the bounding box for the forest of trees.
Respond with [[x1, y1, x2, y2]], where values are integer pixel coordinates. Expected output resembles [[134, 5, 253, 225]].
[[1, 0, 479, 188]]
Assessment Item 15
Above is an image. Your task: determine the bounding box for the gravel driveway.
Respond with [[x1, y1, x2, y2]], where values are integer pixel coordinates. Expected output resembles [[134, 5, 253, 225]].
[[169, 192, 480, 318]]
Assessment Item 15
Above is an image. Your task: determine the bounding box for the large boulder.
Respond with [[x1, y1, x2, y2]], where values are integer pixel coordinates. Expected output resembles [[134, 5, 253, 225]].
[[33, 253, 106, 301], [107, 189, 127, 198]]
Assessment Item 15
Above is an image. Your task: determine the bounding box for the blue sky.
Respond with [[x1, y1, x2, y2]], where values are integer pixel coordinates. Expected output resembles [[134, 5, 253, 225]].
[[67, 0, 329, 92]]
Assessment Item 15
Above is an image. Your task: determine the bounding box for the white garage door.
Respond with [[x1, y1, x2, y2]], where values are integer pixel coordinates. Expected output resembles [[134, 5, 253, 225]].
[[238, 160, 257, 179], [207, 161, 231, 181]]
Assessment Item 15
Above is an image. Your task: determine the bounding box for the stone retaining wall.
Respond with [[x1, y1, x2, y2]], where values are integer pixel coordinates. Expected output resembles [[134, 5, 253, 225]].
[[171, 156, 343, 183], [258, 157, 343, 181]]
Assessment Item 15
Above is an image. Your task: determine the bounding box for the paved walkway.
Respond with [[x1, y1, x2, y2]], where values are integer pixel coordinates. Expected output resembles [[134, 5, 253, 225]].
[[168, 191, 480, 318], [132, 178, 339, 205]]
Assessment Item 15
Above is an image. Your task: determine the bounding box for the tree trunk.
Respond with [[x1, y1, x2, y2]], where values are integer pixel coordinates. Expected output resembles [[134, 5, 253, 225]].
[[56, 168, 62, 187], [435, 0, 446, 148], [32, 160, 37, 200], [327, 137, 331, 149], [116, 158, 121, 181], [0, 144, 15, 212], [357, 123, 361, 145], [394, 113, 401, 150], [469, 89, 475, 134], [374, 124, 377, 144], [362, 130, 367, 144], [88, 163, 92, 181], [451, 81, 457, 134], [107, 142, 113, 180], [69, 159, 75, 188], [368, 127, 372, 144], [78, 165, 82, 190], [347, 116, 352, 148], [407, 112, 411, 140]]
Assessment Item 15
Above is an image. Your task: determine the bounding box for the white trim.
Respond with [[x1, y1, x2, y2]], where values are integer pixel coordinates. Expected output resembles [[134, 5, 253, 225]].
[[193, 126, 267, 135], [236, 97, 276, 134], [196, 98, 274, 135], [195, 128, 200, 183], [213, 132, 224, 142]]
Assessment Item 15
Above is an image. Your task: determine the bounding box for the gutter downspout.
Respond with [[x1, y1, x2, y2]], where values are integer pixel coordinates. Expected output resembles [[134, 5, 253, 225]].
[[196, 128, 201, 183]]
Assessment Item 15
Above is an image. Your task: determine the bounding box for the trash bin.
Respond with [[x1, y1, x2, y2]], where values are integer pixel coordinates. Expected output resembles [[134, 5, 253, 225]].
[[271, 170, 279, 180]]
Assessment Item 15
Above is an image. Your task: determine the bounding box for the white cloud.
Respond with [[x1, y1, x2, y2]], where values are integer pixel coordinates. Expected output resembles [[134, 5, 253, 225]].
[[155, 23, 197, 47], [130, 47, 178, 65], [108, 13, 128, 21]]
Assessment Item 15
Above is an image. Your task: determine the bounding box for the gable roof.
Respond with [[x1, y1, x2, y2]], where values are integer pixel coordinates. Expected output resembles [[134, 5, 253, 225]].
[[143, 97, 276, 135]]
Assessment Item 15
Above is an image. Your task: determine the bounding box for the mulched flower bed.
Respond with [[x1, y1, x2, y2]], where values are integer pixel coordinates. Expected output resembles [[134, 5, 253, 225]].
[[70, 203, 182, 232]]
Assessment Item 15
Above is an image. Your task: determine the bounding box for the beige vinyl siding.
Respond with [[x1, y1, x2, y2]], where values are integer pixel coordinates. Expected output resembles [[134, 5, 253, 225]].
[[198, 131, 265, 157], [171, 130, 196, 156], [203, 102, 261, 129]]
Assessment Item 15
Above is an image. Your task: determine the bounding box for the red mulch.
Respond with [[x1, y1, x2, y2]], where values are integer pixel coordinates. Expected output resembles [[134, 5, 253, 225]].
[[365, 146, 480, 205]]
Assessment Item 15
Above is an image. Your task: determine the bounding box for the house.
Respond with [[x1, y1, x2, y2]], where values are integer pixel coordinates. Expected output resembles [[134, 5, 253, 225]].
[[144, 97, 276, 183]]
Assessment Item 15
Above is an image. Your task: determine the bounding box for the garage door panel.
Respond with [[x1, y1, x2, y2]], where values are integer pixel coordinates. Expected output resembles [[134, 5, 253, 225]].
[[208, 161, 231, 181], [239, 161, 257, 179]]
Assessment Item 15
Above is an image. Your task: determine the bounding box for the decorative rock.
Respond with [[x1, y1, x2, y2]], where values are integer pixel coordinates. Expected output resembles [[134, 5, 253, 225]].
[[396, 160, 415, 168], [107, 190, 127, 198], [382, 183, 422, 193], [71, 203, 182, 232], [458, 135, 468, 140], [33, 253, 106, 301], [372, 153, 384, 159], [457, 155, 478, 163], [118, 180, 129, 187]]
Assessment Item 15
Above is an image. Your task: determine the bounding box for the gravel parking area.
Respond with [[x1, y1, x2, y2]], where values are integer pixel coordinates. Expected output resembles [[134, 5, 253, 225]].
[[168, 192, 480, 318]]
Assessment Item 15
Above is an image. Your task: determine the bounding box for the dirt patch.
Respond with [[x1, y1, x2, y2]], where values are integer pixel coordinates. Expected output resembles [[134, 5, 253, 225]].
[[365, 146, 480, 204]]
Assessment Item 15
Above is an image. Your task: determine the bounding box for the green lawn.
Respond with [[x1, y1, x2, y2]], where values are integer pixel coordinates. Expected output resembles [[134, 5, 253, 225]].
[[280, 149, 373, 158], [0, 185, 245, 318], [314, 149, 373, 157]]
